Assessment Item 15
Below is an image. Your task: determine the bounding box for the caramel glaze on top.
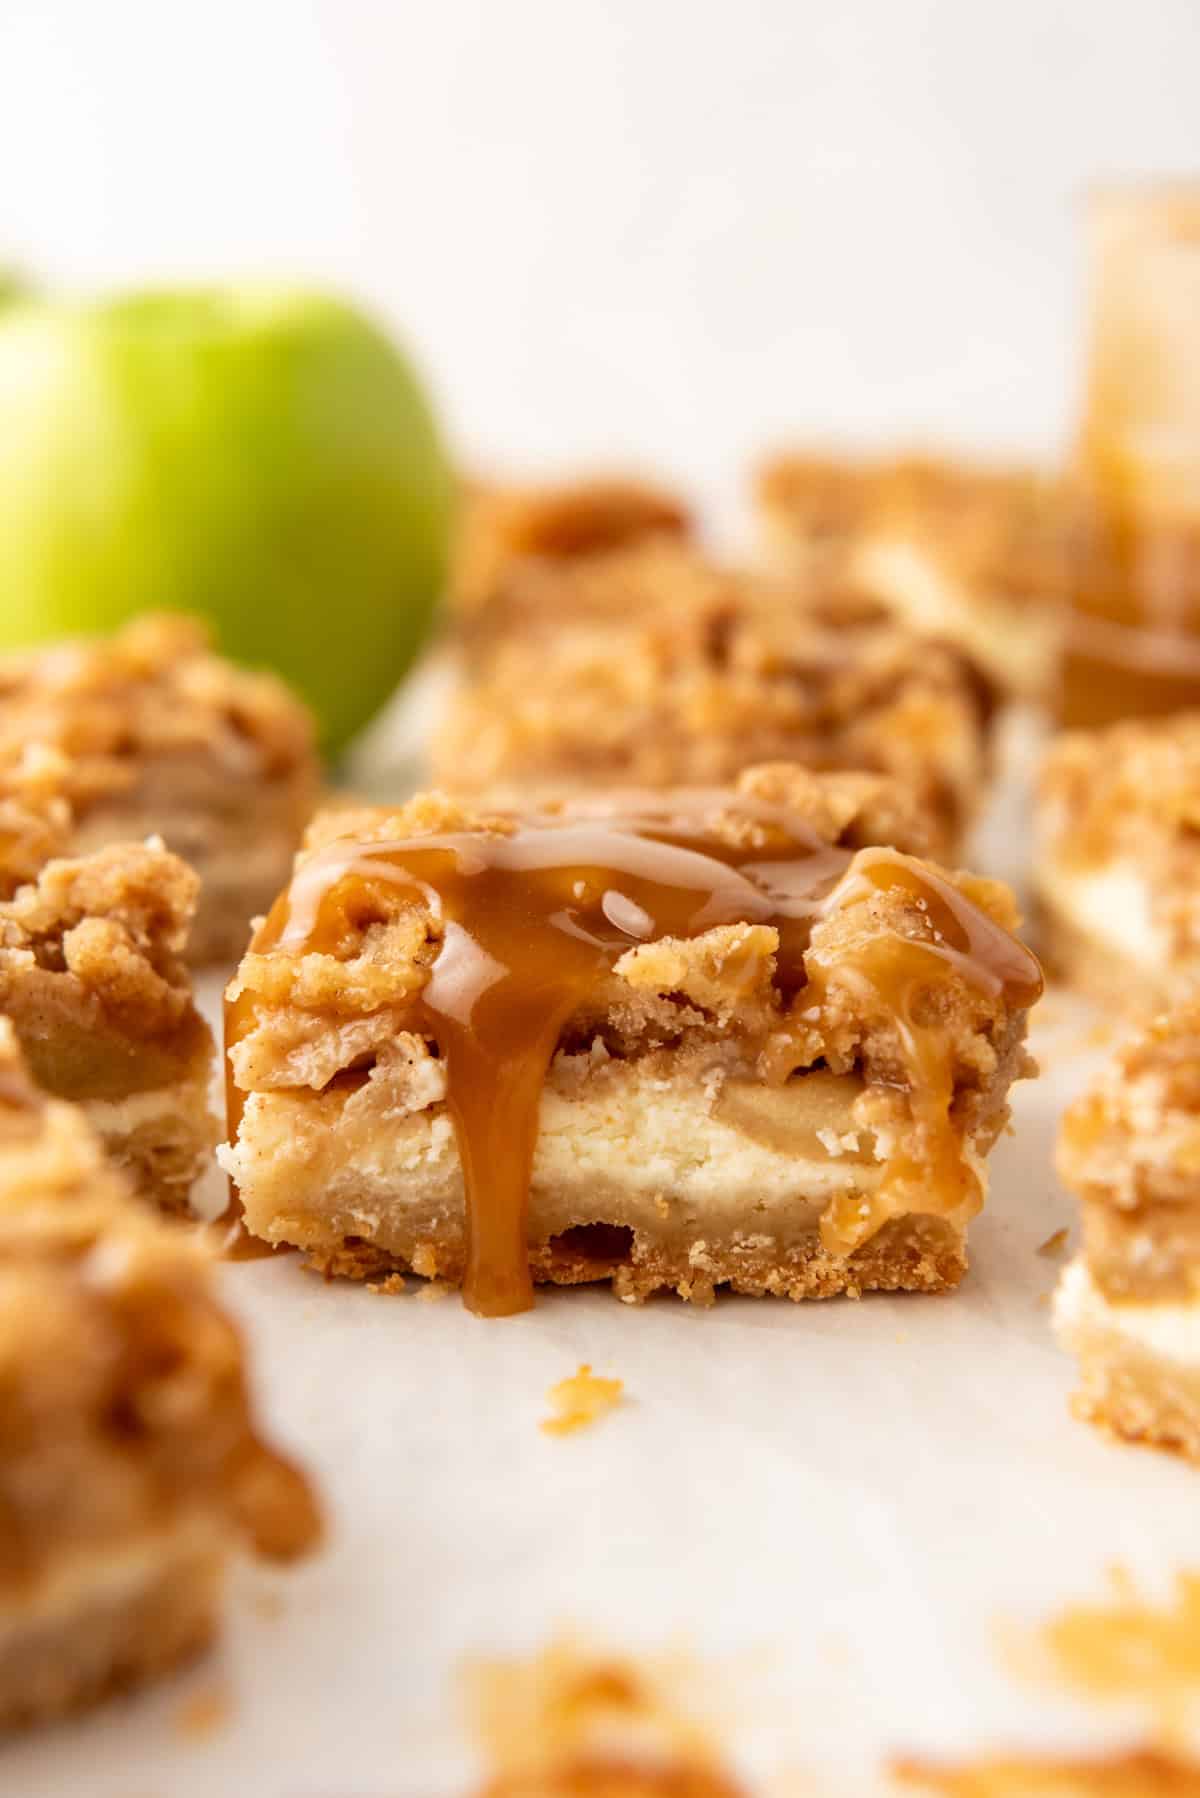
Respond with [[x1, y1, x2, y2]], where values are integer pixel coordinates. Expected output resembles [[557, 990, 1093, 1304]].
[[225, 796, 1041, 1316]]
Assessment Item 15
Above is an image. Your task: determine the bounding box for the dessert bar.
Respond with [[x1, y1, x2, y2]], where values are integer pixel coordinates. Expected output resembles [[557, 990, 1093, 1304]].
[[434, 540, 992, 863], [0, 827, 218, 1211], [1055, 999, 1200, 1463], [756, 452, 1068, 701], [450, 474, 692, 651], [1034, 713, 1200, 1009], [222, 764, 1041, 1315], [0, 1022, 320, 1727], [0, 613, 319, 964]]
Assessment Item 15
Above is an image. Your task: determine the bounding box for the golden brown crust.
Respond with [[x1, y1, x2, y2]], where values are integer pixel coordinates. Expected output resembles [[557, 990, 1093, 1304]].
[[893, 1746, 1200, 1794], [0, 749, 74, 901], [299, 1206, 968, 1303], [0, 613, 320, 964], [434, 541, 991, 859]]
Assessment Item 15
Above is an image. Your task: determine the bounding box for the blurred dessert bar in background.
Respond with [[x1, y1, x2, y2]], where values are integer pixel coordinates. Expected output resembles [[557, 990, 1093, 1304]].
[[1033, 713, 1200, 1009], [222, 765, 1040, 1316], [449, 473, 692, 652], [0, 613, 319, 964], [1055, 998, 1200, 1463], [756, 451, 1070, 703], [0, 1022, 320, 1727], [434, 538, 994, 862], [0, 806, 218, 1212], [1059, 185, 1200, 731]]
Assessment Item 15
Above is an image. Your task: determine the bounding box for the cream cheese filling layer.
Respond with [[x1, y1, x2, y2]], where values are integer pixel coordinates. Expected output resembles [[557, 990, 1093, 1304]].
[[1056, 1256, 1200, 1366], [853, 538, 1059, 696], [1035, 858, 1171, 973]]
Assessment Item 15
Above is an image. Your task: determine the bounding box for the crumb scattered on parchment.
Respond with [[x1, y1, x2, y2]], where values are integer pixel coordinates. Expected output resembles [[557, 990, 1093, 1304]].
[[411, 1242, 439, 1279], [1004, 1566, 1200, 1748], [175, 1684, 232, 1739], [1038, 1228, 1069, 1258], [417, 1279, 452, 1303], [541, 1364, 624, 1436], [891, 1744, 1200, 1792], [889, 1569, 1200, 1789], [247, 1586, 286, 1622], [463, 1635, 747, 1796], [368, 1273, 407, 1295]]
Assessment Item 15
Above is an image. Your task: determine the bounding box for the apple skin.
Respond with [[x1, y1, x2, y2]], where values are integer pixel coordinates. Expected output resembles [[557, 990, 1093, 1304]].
[[0, 288, 454, 755]]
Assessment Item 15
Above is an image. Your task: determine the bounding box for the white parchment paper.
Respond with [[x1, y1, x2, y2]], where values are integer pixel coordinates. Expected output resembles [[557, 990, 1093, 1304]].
[[8, 741, 1197, 1797]]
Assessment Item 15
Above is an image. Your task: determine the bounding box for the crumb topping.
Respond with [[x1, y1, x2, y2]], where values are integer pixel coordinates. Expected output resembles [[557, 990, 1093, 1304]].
[[1038, 714, 1200, 958], [451, 476, 692, 623], [0, 613, 316, 814], [435, 540, 990, 854], [1057, 998, 1200, 1215], [0, 840, 201, 1040]]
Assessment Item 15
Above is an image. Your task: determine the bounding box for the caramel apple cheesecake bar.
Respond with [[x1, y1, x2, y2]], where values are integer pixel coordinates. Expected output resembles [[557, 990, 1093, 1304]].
[[0, 613, 319, 964], [0, 825, 218, 1211], [1055, 998, 1200, 1463], [434, 539, 993, 862], [756, 452, 1069, 702], [1034, 713, 1200, 1008], [222, 764, 1041, 1316], [0, 1022, 320, 1727], [450, 473, 692, 651]]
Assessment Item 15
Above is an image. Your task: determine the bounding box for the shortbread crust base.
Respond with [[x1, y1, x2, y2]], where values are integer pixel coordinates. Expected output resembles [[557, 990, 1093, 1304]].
[[0, 1522, 224, 1729], [223, 1061, 982, 1303], [1054, 1257, 1200, 1464]]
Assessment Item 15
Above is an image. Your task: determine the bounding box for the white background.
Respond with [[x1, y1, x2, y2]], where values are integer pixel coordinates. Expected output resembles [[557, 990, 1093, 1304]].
[[2, 0, 1199, 515]]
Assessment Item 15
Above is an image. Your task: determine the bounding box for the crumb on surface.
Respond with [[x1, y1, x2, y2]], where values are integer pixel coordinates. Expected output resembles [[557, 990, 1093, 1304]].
[[463, 1635, 746, 1797], [1008, 1567, 1200, 1747], [367, 1273, 407, 1296], [1038, 1229, 1069, 1258], [541, 1365, 626, 1437], [174, 1683, 232, 1740]]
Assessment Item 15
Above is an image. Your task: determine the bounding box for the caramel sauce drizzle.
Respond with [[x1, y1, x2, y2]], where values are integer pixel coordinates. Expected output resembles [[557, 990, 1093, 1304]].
[[225, 802, 1040, 1316]]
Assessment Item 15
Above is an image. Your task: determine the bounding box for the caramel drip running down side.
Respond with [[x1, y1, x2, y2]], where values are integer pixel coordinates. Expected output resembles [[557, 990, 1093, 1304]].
[[225, 807, 1040, 1316]]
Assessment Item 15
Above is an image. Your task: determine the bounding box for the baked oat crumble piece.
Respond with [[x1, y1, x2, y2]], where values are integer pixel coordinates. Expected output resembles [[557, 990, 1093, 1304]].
[[0, 612, 319, 964], [1055, 998, 1200, 1462], [0, 831, 218, 1212], [0, 1021, 320, 1728], [222, 764, 1039, 1312]]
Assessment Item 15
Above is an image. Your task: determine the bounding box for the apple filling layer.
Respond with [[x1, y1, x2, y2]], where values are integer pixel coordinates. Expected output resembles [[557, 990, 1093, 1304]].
[[223, 767, 1041, 1314]]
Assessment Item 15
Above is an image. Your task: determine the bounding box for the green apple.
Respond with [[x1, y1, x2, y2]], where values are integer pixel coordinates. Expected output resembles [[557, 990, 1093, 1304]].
[[0, 286, 454, 755]]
